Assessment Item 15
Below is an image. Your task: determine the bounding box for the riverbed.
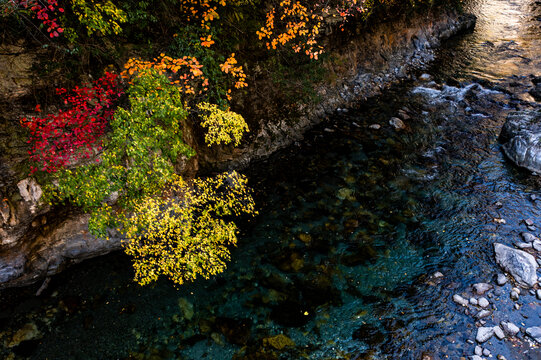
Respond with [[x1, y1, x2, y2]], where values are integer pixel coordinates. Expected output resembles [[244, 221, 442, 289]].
[[1, 0, 540, 359]]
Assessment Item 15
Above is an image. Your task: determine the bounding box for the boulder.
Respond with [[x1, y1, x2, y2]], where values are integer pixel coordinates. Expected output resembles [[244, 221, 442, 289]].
[[499, 110, 541, 173], [493, 243, 538, 288]]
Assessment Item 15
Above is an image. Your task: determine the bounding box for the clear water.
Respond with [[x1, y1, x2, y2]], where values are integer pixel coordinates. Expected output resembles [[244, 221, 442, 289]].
[[1, 0, 541, 359]]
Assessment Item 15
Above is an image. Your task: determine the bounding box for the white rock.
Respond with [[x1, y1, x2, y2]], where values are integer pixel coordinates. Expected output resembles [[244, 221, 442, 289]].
[[369, 124, 381, 130], [470, 298, 478, 306], [500, 321, 520, 336], [433, 271, 444, 278], [475, 310, 492, 319], [536, 289, 541, 300], [493, 326, 505, 340], [497, 273, 507, 286], [521, 232, 539, 242], [419, 73, 432, 81], [494, 243, 538, 288], [533, 240, 541, 251], [478, 297, 489, 308], [516, 242, 532, 249], [510, 290, 519, 300], [483, 348, 491, 356], [526, 326, 541, 343], [473, 283, 493, 295], [474, 345, 482, 355], [471, 356, 483, 360], [476, 327, 495, 343], [453, 294, 469, 306]]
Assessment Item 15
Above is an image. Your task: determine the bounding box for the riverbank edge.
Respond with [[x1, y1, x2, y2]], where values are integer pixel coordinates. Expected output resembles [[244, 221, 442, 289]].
[[0, 9, 476, 290]]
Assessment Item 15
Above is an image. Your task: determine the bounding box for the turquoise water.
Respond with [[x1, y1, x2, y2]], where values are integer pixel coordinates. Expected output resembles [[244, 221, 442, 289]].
[[1, 0, 541, 359]]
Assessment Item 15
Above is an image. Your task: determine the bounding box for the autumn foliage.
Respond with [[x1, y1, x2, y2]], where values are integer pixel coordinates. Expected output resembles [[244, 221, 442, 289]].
[[21, 73, 122, 174]]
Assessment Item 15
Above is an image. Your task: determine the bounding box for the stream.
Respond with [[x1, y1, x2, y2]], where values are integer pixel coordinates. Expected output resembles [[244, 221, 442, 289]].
[[1, 0, 541, 359]]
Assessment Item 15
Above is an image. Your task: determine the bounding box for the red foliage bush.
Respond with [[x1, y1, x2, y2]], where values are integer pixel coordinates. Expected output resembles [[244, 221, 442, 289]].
[[21, 72, 123, 174]]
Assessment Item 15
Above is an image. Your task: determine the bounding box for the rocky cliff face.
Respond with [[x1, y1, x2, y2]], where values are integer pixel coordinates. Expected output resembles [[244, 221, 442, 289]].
[[0, 9, 476, 289]]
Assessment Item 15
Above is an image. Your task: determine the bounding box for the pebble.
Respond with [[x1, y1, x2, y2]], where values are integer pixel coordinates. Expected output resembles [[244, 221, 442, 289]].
[[476, 327, 495, 343], [533, 240, 541, 251], [476, 310, 492, 319], [521, 232, 539, 242], [493, 326, 505, 340], [453, 294, 469, 307], [419, 73, 432, 81], [473, 283, 493, 295], [514, 303, 520, 310], [471, 356, 483, 360], [515, 242, 532, 249], [524, 218, 535, 226], [389, 117, 406, 130], [369, 124, 381, 130], [531, 194, 537, 201], [474, 345, 482, 355], [528, 225, 537, 231], [537, 289, 541, 300], [526, 326, 541, 343], [510, 290, 519, 301], [433, 271, 444, 278], [501, 321, 520, 336], [478, 297, 490, 308], [470, 298, 478, 306], [467, 339, 475, 344], [483, 348, 491, 356], [497, 356, 507, 360], [496, 274, 507, 286]]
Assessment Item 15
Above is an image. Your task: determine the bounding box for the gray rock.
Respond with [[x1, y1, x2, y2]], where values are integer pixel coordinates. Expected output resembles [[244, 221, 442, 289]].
[[389, 117, 405, 130], [497, 273, 507, 286], [493, 326, 505, 340], [475, 310, 492, 319], [524, 218, 535, 226], [471, 356, 483, 360], [528, 225, 537, 231], [525, 326, 541, 343], [533, 240, 541, 251], [483, 348, 491, 356], [476, 327, 495, 343], [493, 243, 538, 288], [501, 321, 520, 336], [499, 110, 541, 173], [470, 298, 478, 306], [521, 232, 539, 242], [474, 345, 482, 355], [478, 297, 490, 308], [453, 294, 469, 306], [473, 283, 493, 295]]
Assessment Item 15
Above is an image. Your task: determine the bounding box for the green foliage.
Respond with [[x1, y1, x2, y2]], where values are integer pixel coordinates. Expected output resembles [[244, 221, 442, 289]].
[[197, 102, 248, 146], [71, 0, 127, 37], [122, 172, 256, 285], [46, 69, 195, 236]]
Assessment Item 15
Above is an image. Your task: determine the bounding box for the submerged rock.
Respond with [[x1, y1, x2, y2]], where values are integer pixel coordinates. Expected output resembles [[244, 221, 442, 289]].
[[493, 243, 538, 288], [499, 110, 541, 173], [473, 283, 493, 295]]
